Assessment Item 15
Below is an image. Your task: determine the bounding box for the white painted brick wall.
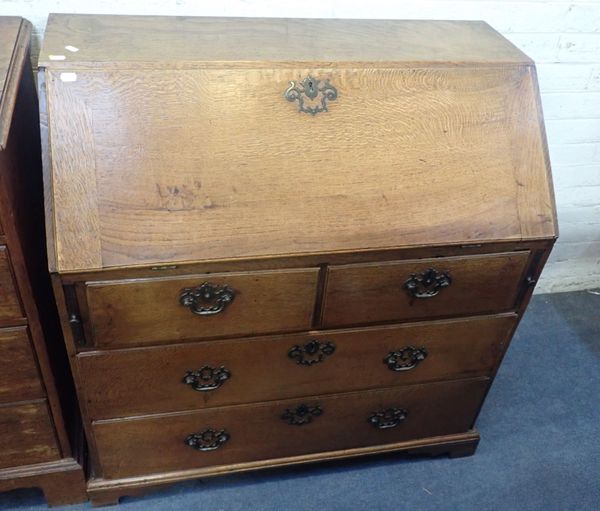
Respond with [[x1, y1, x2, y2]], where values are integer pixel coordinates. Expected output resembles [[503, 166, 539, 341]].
[[1, 0, 599, 293]]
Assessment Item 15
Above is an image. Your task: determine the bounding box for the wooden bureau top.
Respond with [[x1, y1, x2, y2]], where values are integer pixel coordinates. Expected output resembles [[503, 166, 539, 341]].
[[40, 15, 557, 273], [0, 17, 31, 149], [39, 15, 530, 68]]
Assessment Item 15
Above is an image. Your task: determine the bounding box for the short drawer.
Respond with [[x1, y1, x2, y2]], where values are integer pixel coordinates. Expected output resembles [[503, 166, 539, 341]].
[[0, 401, 61, 469], [79, 315, 513, 419], [93, 378, 488, 478], [84, 268, 319, 348], [0, 246, 24, 324], [0, 327, 45, 404], [322, 251, 530, 328]]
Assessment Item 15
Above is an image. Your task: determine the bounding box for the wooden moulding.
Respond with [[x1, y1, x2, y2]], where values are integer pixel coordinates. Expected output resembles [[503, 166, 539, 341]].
[[0, 458, 86, 507], [86, 430, 480, 507]]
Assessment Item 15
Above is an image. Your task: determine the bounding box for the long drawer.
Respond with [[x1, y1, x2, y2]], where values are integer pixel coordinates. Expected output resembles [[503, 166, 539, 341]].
[[93, 378, 488, 478], [84, 268, 319, 348], [0, 326, 45, 404], [322, 251, 530, 328], [0, 401, 61, 469], [79, 314, 513, 419]]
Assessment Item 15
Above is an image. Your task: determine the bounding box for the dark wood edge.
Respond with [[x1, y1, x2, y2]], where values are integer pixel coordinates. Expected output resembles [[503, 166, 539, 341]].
[[51, 274, 103, 477], [0, 458, 87, 506], [37, 68, 58, 274], [0, 18, 31, 150], [86, 430, 479, 506], [57, 239, 555, 284], [529, 65, 559, 237]]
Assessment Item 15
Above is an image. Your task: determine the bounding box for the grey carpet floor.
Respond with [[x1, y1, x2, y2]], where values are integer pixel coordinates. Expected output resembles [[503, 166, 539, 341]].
[[2, 291, 599, 510]]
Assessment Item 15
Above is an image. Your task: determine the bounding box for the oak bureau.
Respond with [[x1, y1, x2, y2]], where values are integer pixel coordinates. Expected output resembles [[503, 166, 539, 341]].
[[39, 15, 557, 505], [0, 17, 86, 506]]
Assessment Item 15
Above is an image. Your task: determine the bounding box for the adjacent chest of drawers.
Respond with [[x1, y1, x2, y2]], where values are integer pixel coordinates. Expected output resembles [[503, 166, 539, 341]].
[[0, 17, 85, 506], [39, 15, 557, 506]]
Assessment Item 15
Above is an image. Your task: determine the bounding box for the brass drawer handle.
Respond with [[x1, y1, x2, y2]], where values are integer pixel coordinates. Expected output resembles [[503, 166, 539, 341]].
[[368, 407, 408, 429], [288, 340, 336, 366], [403, 268, 451, 299], [183, 365, 231, 391], [281, 404, 323, 426], [384, 346, 428, 372], [179, 282, 236, 315], [185, 428, 230, 451], [284, 75, 338, 115]]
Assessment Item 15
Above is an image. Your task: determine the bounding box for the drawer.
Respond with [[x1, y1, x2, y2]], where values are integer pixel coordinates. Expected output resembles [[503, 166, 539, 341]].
[[93, 378, 488, 478], [0, 401, 61, 469], [0, 327, 45, 404], [79, 314, 513, 419], [0, 246, 24, 324], [322, 251, 530, 328], [84, 268, 319, 348]]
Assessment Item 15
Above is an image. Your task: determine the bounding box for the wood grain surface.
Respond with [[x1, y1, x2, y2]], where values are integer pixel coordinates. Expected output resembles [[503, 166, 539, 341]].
[[0, 401, 61, 469], [44, 64, 556, 271], [78, 314, 513, 419], [84, 267, 319, 347], [0, 17, 29, 150], [0, 247, 24, 324], [0, 327, 44, 403], [92, 378, 488, 478], [38, 16, 530, 69], [322, 251, 530, 327]]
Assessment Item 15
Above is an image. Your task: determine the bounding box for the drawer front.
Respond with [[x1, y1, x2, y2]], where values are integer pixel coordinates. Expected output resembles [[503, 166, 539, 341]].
[[0, 327, 45, 403], [0, 401, 61, 469], [85, 268, 319, 348], [0, 246, 24, 324], [322, 251, 530, 328], [80, 315, 513, 419], [94, 378, 488, 478]]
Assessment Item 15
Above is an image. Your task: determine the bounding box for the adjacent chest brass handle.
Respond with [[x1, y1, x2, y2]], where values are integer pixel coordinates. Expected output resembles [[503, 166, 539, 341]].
[[403, 268, 452, 299], [288, 340, 336, 366], [185, 428, 230, 451], [183, 365, 231, 391], [285, 75, 338, 115], [384, 347, 428, 372], [179, 282, 235, 315], [368, 407, 408, 429], [281, 404, 323, 425]]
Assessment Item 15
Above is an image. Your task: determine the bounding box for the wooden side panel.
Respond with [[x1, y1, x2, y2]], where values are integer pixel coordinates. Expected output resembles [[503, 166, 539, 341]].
[[79, 314, 513, 419], [0, 401, 61, 469], [323, 251, 530, 328], [0, 247, 23, 323], [0, 327, 45, 403], [44, 65, 556, 271], [85, 268, 319, 347], [44, 70, 102, 271], [93, 378, 488, 478]]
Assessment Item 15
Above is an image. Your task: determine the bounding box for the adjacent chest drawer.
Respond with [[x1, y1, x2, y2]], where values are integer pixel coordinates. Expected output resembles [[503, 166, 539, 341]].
[[93, 378, 488, 478], [0, 327, 44, 404], [84, 268, 319, 348], [0, 247, 24, 324], [0, 401, 61, 469], [322, 251, 530, 328], [79, 314, 513, 419]]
